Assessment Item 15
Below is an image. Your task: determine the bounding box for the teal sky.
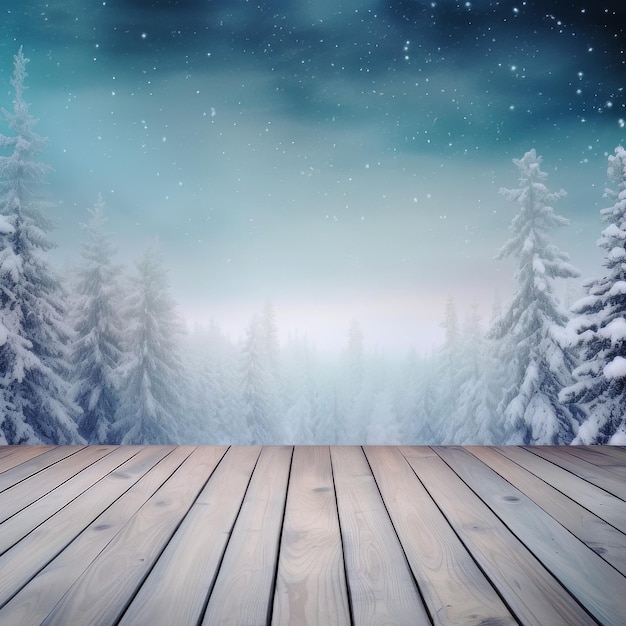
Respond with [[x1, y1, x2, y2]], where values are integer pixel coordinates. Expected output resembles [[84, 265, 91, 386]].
[[1, 1, 624, 352]]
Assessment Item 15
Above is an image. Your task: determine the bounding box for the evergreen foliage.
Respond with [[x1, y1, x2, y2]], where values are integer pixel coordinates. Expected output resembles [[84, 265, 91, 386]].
[[0, 48, 82, 444], [70, 196, 123, 443], [239, 314, 276, 443], [561, 146, 626, 443], [110, 241, 184, 444], [490, 150, 582, 444]]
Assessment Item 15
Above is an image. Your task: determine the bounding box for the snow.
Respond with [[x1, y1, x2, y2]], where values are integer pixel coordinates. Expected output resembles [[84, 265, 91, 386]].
[[1, 251, 23, 283], [608, 281, 626, 297], [0, 215, 14, 234], [603, 356, 626, 380], [598, 317, 626, 343], [602, 223, 624, 239], [607, 247, 626, 262], [608, 429, 626, 445], [532, 256, 545, 273]]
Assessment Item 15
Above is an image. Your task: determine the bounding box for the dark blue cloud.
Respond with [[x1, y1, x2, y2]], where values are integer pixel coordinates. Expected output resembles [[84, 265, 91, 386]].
[[4, 1, 623, 149]]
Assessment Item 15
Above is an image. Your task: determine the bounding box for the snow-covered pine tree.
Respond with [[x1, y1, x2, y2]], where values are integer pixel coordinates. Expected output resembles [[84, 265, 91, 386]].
[[560, 146, 626, 444], [449, 304, 499, 444], [491, 149, 582, 444], [239, 314, 275, 444], [0, 48, 82, 444], [261, 301, 281, 381], [259, 301, 283, 428], [412, 351, 439, 443], [110, 240, 184, 444], [181, 325, 220, 443], [337, 319, 370, 443], [182, 320, 241, 444], [366, 387, 401, 444], [70, 196, 123, 443], [392, 348, 423, 443], [281, 331, 318, 443], [206, 319, 242, 441], [430, 296, 461, 443]]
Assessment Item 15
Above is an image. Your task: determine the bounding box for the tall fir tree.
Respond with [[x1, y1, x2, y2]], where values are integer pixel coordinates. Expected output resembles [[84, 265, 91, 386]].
[[0, 48, 82, 444], [70, 196, 123, 443], [282, 332, 318, 443], [110, 240, 184, 444], [561, 146, 626, 443], [239, 314, 275, 444], [490, 149, 582, 444], [393, 348, 423, 443], [261, 301, 281, 381], [431, 296, 461, 443], [182, 326, 219, 443], [206, 319, 242, 442], [445, 304, 499, 444]]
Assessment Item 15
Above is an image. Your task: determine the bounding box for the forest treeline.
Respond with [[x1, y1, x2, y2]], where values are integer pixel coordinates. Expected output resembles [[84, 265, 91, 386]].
[[1, 49, 625, 446]]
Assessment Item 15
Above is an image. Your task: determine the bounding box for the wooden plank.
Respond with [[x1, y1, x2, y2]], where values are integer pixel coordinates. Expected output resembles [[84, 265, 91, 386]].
[[0, 446, 54, 474], [399, 446, 438, 460], [0, 446, 140, 555], [581, 445, 626, 462], [272, 446, 351, 626], [565, 445, 626, 471], [0, 446, 191, 625], [330, 446, 430, 625], [0, 446, 177, 608], [0, 446, 113, 522], [119, 446, 262, 626], [1, 444, 623, 624], [469, 446, 626, 576], [497, 446, 626, 533], [401, 448, 597, 626], [0, 447, 16, 459], [438, 445, 626, 626], [40, 446, 227, 626], [0, 446, 83, 493], [202, 446, 292, 626], [527, 446, 626, 499], [365, 446, 516, 625]]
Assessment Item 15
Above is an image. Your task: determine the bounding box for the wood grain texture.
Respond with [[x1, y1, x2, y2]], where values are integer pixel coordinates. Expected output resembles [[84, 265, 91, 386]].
[[437, 445, 626, 626], [0, 446, 83, 493], [526, 445, 626, 500], [0, 446, 140, 555], [331, 446, 430, 625], [0, 445, 622, 626], [41, 446, 227, 626], [0, 446, 54, 473], [202, 446, 292, 626], [469, 446, 626, 576], [569, 444, 626, 462], [402, 449, 598, 626], [496, 445, 626, 533], [365, 446, 516, 626], [0, 446, 113, 523], [0, 446, 176, 609], [272, 446, 351, 626], [0, 446, 191, 625], [0, 446, 16, 459], [119, 446, 262, 626], [562, 445, 626, 471]]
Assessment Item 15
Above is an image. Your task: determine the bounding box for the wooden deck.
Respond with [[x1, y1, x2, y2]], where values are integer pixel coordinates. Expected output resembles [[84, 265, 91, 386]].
[[0, 446, 624, 625]]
